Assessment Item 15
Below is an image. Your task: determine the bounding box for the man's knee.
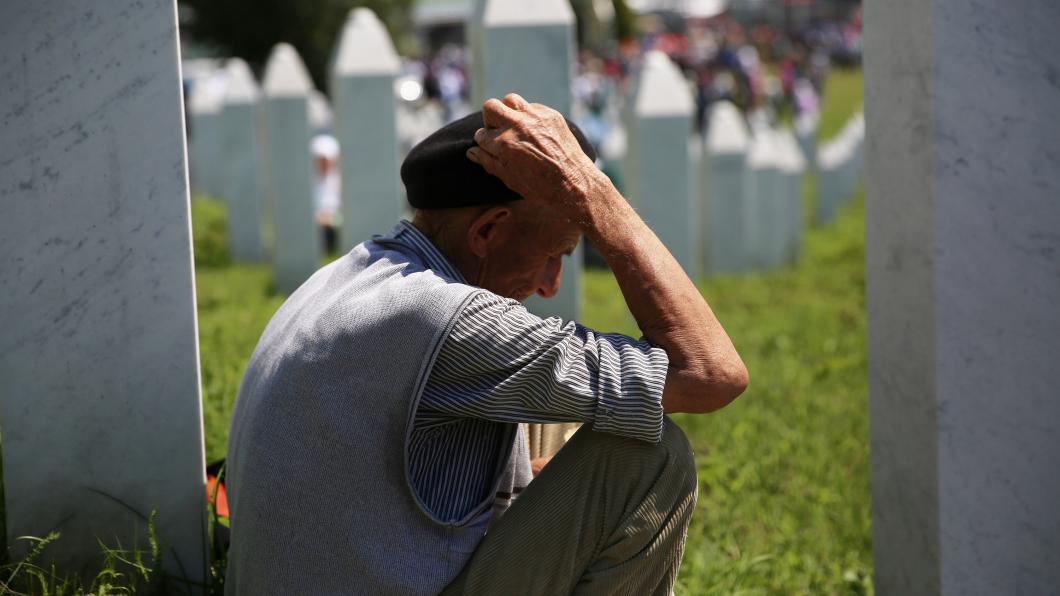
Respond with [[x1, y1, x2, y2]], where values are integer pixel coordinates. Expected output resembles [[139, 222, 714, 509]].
[[659, 417, 698, 497]]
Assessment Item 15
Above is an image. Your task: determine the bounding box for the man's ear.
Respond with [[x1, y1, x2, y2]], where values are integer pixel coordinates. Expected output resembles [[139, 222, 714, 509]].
[[466, 206, 512, 259]]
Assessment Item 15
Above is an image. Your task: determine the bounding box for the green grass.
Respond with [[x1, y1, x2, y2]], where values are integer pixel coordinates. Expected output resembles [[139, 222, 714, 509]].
[[584, 194, 870, 594]]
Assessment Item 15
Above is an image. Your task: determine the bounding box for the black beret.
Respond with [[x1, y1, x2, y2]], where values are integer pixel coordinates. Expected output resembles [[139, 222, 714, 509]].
[[401, 111, 597, 210]]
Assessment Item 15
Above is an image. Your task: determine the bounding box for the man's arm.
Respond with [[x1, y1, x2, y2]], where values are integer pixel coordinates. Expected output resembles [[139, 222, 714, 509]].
[[467, 94, 748, 414]]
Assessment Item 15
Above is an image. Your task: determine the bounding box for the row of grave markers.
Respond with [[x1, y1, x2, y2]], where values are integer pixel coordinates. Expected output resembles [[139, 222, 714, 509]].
[[185, 13, 866, 299]]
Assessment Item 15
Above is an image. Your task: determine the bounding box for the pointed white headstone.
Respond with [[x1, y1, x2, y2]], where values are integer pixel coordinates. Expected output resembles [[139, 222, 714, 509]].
[[628, 50, 697, 274], [774, 127, 807, 264], [744, 126, 783, 269], [0, 0, 206, 583], [703, 101, 751, 274], [331, 7, 402, 251], [224, 57, 260, 105], [263, 43, 314, 98], [634, 51, 696, 117], [221, 57, 266, 262], [483, 0, 573, 26], [333, 8, 401, 76], [815, 134, 856, 224], [475, 0, 580, 324], [188, 75, 227, 198], [263, 43, 320, 292], [475, 0, 581, 459]]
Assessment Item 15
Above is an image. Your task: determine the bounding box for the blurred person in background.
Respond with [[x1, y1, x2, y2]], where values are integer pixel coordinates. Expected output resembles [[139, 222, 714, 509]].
[[311, 133, 341, 255]]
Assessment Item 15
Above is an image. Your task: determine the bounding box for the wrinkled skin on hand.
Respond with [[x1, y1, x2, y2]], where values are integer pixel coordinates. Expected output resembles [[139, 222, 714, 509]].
[[466, 94, 600, 216]]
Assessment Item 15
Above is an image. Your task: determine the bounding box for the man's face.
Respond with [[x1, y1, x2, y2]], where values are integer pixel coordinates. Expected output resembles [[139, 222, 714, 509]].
[[478, 214, 581, 303]]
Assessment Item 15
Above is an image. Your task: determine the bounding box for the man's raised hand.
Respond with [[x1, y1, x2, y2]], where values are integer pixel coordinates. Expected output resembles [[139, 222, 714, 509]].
[[466, 94, 601, 217]]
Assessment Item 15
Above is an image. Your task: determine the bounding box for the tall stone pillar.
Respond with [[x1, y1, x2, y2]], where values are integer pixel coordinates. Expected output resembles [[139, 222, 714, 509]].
[[474, 0, 580, 457], [187, 75, 225, 199], [703, 100, 750, 274], [775, 127, 807, 264], [0, 0, 207, 585], [332, 8, 403, 251], [864, 1, 1060, 593], [743, 127, 782, 270], [221, 58, 266, 262], [262, 43, 320, 294], [475, 0, 580, 324], [627, 50, 697, 275]]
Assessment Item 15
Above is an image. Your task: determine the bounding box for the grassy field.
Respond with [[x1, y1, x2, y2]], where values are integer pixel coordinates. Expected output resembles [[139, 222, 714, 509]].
[[188, 68, 870, 594]]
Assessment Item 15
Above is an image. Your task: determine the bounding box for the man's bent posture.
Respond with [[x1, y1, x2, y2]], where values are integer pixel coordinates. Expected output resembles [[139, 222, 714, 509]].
[[225, 95, 748, 595]]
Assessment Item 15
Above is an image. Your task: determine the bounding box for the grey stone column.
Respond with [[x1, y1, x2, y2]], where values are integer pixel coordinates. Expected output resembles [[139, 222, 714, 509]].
[[743, 127, 782, 270], [474, 0, 580, 458], [814, 136, 851, 225], [865, 0, 1060, 593], [262, 43, 320, 294], [331, 7, 402, 251], [775, 127, 807, 264], [626, 50, 697, 275], [0, 0, 207, 585], [475, 0, 580, 325], [220, 58, 266, 262], [703, 100, 750, 274], [187, 76, 225, 199]]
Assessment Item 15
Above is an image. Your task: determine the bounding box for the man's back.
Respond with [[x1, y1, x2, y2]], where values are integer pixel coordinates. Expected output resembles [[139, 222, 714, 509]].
[[225, 234, 501, 595]]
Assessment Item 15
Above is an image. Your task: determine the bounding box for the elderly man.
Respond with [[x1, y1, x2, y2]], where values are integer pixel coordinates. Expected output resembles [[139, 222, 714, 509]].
[[225, 95, 747, 595]]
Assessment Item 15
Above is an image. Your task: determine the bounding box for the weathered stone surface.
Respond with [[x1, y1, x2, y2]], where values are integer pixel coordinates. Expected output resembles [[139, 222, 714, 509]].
[[0, 0, 206, 584], [865, 0, 1060, 593]]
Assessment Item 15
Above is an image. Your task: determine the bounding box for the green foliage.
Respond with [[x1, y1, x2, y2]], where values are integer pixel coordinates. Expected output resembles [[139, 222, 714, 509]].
[[179, 0, 416, 92], [612, 0, 639, 41], [190, 196, 230, 269]]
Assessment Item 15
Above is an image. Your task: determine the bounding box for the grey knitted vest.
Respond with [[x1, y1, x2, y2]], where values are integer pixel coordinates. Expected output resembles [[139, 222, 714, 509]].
[[225, 232, 522, 595]]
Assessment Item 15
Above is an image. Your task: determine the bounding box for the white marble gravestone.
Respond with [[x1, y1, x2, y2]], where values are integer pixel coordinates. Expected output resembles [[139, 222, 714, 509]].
[[476, 0, 581, 325], [703, 100, 751, 274], [838, 113, 865, 204], [0, 0, 207, 585], [220, 58, 266, 262], [475, 0, 581, 458], [331, 7, 403, 251], [814, 134, 854, 225], [188, 75, 226, 199], [865, 0, 1060, 593], [262, 43, 320, 294], [627, 51, 697, 275], [775, 127, 807, 264], [743, 126, 782, 269]]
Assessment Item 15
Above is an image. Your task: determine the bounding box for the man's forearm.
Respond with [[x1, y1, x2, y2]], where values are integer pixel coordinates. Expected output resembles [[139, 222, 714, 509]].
[[570, 170, 747, 413], [466, 94, 748, 412]]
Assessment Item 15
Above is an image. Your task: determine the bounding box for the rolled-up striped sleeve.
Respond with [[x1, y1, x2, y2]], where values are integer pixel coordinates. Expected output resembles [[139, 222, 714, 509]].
[[420, 292, 668, 443]]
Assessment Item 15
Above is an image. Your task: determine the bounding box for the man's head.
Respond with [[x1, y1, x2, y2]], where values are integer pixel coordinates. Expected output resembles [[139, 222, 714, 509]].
[[401, 111, 595, 301]]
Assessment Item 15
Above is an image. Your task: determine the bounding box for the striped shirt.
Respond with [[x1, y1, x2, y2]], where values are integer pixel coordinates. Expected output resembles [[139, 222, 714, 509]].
[[394, 221, 669, 523]]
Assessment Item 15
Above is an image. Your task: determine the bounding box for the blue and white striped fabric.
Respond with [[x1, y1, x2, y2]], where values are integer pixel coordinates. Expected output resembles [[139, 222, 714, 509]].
[[393, 221, 669, 523]]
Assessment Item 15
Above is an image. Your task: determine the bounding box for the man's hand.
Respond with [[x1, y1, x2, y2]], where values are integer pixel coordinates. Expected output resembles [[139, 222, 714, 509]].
[[466, 94, 603, 218]]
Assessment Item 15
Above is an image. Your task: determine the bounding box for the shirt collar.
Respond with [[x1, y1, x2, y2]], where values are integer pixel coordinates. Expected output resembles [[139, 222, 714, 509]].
[[388, 220, 468, 284]]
